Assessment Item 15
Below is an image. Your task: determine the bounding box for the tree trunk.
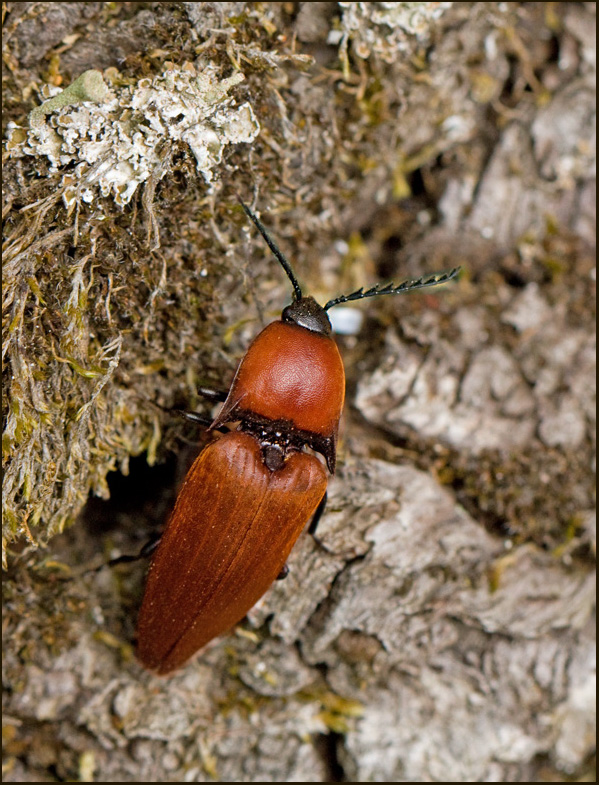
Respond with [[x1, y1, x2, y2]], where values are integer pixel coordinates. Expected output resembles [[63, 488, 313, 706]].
[[3, 2, 595, 782]]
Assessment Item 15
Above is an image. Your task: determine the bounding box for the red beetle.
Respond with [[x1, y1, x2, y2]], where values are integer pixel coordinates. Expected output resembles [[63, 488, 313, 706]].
[[136, 201, 459, 674]]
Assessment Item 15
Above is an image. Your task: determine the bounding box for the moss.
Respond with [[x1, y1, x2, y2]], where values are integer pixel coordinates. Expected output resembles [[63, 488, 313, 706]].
[[298, 685, 364, 734], [2, 60, 264, 561]]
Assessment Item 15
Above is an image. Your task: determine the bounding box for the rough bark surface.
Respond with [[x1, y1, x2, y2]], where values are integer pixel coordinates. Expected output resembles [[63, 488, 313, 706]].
[[2, 2, 595, 782]]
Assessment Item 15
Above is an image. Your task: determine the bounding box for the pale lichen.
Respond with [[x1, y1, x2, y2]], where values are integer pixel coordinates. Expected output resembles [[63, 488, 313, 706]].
[[334, 2, 454, 62], [7, 64, 260, 209], [28, 69, 109, 129]]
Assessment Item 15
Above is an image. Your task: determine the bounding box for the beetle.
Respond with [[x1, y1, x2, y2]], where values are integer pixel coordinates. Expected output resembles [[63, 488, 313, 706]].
[[135, 200, 459, 674]]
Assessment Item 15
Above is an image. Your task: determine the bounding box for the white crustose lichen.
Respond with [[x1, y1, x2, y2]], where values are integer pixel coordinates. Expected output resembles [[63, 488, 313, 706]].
[[7, 64, 260, 208]]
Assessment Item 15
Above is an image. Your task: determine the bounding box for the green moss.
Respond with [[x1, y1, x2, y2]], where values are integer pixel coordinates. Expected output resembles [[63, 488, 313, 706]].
[[297, 686, 364, 734]]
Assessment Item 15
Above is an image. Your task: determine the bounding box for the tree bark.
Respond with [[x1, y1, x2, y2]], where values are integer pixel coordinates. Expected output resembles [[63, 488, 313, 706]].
[[2, 2, 595, 782]]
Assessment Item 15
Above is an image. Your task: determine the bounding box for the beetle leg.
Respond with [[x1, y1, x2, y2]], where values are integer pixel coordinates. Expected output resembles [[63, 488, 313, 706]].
[[138, 536, 161, 560], [197, 386, 228, 403], [308, 491, 327, 538], [276, 563, 289, 580], [173, 409, 213, 428], [141, 394, 226, 431], [174, 387, 229, 430], [174, 408, 233, 434], [98, 533, 161, 571]]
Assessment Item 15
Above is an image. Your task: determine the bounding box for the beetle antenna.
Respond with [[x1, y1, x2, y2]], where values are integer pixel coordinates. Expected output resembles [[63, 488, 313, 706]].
[[323, 267, 461, 311], [238, 198, 304, 302]]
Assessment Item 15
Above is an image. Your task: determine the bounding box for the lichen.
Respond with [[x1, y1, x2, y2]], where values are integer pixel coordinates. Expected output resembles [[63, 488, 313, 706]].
[[334, 1, 454, 62], [28, 69, 109, 129], [7, 64, 260, 209]]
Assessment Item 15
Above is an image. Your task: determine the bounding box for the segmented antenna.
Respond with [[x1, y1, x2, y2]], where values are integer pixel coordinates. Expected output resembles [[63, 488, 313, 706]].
[[238, 199, 303, 302], [323, 267, 461, 311]]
